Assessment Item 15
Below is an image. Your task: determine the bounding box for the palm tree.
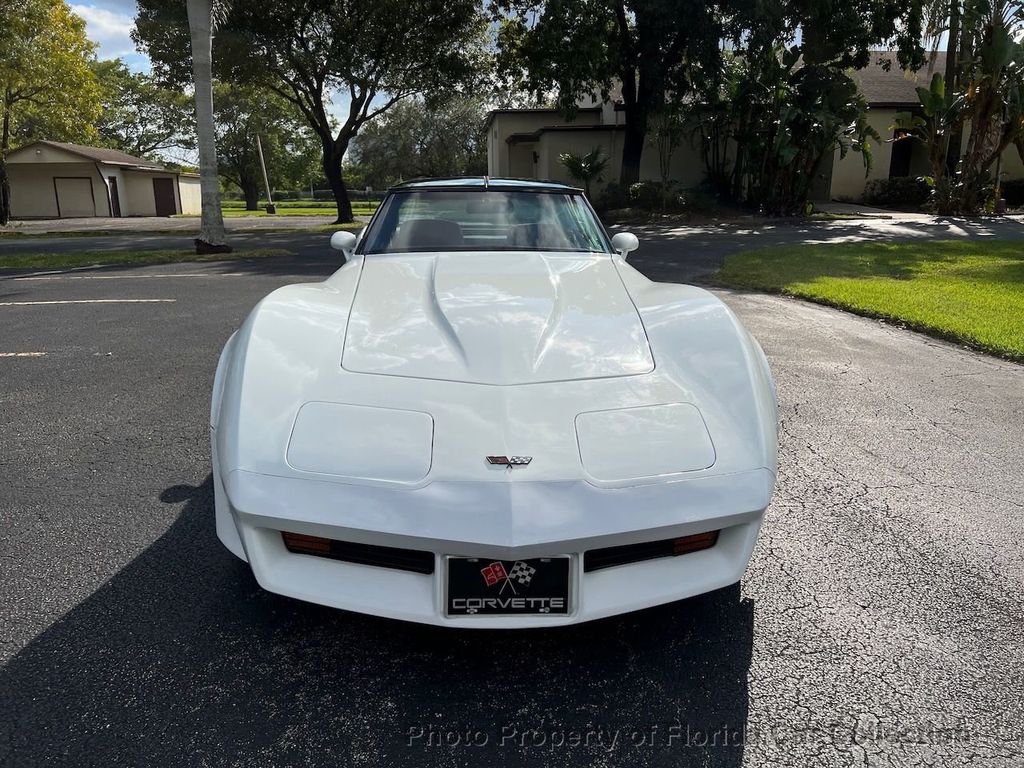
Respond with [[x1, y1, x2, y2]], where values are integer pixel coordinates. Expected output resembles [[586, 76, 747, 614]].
[[186, 0, 230, 252], [559, 147, 609, 198], [956, 0, 1024, 210]]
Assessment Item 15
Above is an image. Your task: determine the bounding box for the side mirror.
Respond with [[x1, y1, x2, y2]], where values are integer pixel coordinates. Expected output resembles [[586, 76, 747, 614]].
[[611, 231, 639, 257], [330, 230, 358, 256]]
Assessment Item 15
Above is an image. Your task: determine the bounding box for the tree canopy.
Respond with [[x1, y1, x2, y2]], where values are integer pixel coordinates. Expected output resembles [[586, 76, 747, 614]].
[[721, 0, 925, 215], [493, 0, 722, 185], [0, 0, 102, 223], [135, 0, 489, 222], [92, 59, 195, 158], [494, 0, 928, 214], [214, 82, 322, 208], [349, 97, 488, 189]]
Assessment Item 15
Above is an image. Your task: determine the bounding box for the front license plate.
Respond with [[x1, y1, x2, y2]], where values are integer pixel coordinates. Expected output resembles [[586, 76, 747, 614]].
[[446, 556, 571, 616]]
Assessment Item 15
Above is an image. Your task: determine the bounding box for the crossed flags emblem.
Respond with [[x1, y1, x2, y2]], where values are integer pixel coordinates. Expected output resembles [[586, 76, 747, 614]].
[[481, 560, 536, 594]]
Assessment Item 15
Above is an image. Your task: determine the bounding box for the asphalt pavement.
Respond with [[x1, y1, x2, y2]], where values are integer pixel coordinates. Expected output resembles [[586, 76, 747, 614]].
[[0, 241, 1022, 766], [6, 211, 1024, 281]]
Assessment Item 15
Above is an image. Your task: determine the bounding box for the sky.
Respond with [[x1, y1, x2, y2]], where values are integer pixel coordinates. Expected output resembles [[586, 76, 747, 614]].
[[69, 0, 362, 121], [71, 0, 150, 71]]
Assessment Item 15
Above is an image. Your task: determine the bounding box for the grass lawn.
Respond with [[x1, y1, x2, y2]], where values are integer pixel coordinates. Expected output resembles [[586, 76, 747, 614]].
[[222, 208, 333, 217], [716, 240, 1024, 361], [0, 248, 291, 271], [220, 200, 378, 217]]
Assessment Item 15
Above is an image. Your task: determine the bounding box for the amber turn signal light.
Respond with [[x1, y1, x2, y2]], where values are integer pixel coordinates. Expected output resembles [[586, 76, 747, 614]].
[[672, 530, 720, 555], [282, 531, 332, 555]]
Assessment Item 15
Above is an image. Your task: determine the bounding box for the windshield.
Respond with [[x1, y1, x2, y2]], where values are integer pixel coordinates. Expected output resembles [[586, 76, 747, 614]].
[[361, 190, 611, 254]]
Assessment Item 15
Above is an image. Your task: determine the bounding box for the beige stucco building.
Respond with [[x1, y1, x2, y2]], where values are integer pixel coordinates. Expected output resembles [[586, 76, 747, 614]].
[[487, 99, 708, 194], [829, 52, 1024, 199], [6, 141, 201, 219], [487, 53, 1024, 201]]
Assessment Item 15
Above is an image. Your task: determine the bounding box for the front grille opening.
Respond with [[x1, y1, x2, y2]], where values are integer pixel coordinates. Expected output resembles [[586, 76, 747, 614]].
[[584, 530, 720, 573], [281, 531, 434, 574]]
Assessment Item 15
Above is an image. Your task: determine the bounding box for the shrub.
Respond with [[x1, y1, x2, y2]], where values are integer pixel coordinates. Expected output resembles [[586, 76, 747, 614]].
[[628, 181, 670, 210], [861, 177, 932, 208], [681, 188, 722, 216], [594, 179, 730, 217], [593, 181, 631, 212]]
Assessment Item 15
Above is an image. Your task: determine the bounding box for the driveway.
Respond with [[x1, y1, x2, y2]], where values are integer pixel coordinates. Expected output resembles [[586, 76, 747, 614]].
[[623, 211, 1024, 281], [0, 252, 1022, 766]]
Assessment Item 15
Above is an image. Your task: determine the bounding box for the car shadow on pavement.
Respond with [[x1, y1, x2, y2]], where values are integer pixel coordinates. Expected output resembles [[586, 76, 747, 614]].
[[0, 476, 753, 768]]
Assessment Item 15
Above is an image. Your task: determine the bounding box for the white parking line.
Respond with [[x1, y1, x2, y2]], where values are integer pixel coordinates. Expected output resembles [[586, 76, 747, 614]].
[[0, 299, 177, 306], [0, 352, 46, 357]]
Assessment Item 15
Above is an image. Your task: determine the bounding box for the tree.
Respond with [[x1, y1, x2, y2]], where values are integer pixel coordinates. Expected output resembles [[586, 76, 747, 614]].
[[893, 72, 962, 212], [922, 0, 967, 172], [648, 103, 686, 208], [0, 0, 101, 224], [955, 0, 1024, 211], [350, 97, 488, 189], [493, 0, 722, 186], [908, 1, 1024, 213], [92, 59, 195, 158], [730, 52, 884, 215], [136, 0, 488, 224], [559, 147, 609, 198], [214, 83, 321, 209], [687, 54, 741, 195], [719, 1, 926, 215], [185, 0, 229, 252]]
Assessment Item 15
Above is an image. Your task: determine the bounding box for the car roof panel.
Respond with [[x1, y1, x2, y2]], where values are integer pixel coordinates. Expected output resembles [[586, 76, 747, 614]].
[[389, 177, 583, 193]]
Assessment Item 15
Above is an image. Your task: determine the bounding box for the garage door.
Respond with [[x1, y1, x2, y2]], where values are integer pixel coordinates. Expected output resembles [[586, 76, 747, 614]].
[[152, 177, 177, 216], [54, 177, 96, 217]]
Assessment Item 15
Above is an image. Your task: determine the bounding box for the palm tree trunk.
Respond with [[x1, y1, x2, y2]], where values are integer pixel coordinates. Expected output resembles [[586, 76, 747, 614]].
[[0, 89, 13, 226], [943, 0, 963, 175], [186, 0, 230, 252]]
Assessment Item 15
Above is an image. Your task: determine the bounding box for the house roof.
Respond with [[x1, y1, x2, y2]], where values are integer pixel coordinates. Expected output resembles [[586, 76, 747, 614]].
[[484, 106, 602, 129], [854, 51, 948, 107], [10, 141, 169, 171]]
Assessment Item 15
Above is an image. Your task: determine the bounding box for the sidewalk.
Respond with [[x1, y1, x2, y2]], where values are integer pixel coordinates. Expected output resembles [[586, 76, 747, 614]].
[[813, 201, 903, 218]]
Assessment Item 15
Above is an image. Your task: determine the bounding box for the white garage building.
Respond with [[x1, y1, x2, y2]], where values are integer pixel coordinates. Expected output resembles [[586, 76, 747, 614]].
[[6, 141, 201, 219]]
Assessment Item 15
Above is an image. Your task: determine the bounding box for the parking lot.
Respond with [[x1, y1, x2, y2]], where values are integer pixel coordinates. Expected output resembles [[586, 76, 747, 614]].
[[1, 244, 1023, 767]]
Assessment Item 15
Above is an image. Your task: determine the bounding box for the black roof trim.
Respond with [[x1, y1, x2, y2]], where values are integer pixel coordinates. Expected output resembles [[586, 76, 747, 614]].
[[505, 124, 626, 145], [388, 176, 583, 194]]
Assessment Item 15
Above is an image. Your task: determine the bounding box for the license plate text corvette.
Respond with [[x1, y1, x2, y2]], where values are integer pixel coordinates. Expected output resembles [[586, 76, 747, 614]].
[[446, 557, 571, 616]]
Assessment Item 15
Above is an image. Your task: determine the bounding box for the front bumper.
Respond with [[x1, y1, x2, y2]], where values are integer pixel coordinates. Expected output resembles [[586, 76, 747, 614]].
[[214, 465, 773, 628]]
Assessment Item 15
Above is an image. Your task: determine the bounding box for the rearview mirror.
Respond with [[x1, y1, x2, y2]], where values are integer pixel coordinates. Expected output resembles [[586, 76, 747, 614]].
[[611, 231, 639, 257], [330, 230, 358, 256]]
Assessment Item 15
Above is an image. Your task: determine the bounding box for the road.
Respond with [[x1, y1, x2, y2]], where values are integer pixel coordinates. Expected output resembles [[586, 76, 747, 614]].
[[0, 249, 1022, 767], [4, 211, 1024, 282]]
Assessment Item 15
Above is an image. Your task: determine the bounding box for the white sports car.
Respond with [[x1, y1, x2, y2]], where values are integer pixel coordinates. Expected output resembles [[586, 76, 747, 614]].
[[211, 178, 777, 627]]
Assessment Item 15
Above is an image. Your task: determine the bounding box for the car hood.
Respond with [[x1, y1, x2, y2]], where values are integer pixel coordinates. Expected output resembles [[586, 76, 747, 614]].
[[341, 251, 654, 385]]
